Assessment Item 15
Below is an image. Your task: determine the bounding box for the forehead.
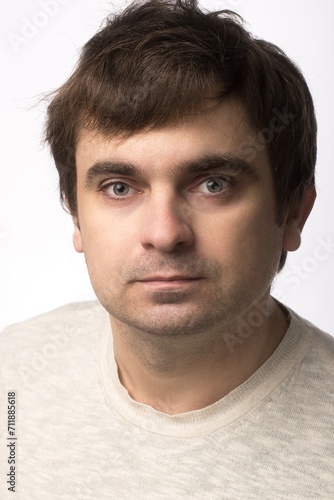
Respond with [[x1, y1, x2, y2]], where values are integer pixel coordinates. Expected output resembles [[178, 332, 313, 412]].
[[75, 99, 270, 179]]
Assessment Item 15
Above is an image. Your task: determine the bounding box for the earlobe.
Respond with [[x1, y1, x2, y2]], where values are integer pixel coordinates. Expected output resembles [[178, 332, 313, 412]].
[[282, 185, 316, 252], [72, 217, 84, 253]]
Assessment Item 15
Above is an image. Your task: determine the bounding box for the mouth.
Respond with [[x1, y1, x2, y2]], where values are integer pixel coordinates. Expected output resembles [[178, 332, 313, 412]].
[[138, 275, 202, 282], [135, 276, 203, 289]]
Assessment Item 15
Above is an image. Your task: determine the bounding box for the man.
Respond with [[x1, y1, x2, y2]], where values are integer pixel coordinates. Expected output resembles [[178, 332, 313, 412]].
[[1, 0, 333, 498]]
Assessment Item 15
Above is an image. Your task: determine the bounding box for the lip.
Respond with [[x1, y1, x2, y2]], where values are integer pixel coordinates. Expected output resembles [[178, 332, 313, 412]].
[[135, 276, 203, 289], [138, 276, 201, 282]]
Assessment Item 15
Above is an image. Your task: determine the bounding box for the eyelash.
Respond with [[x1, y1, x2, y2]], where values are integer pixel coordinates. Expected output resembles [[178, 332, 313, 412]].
[[99, 180, 137, 200], [193, 176, 232, 196], [99, 175, 233, 199]]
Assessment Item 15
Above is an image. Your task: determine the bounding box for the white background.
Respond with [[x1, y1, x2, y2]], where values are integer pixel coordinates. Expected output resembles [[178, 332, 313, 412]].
[[1, 0, 333, 333]]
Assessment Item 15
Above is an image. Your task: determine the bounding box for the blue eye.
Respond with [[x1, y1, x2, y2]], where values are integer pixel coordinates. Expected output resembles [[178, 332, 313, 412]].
[[112, 183, 130, 196], [101, 181, 136, 198], [198, 177, 230, 194]]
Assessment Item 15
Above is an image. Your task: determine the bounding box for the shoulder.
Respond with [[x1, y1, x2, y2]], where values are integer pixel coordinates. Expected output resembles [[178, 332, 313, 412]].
[[288, 308, 334, 392], [291, 309, 334, 360], [0, 301, 107, 352], [0, 301, 109, 388]]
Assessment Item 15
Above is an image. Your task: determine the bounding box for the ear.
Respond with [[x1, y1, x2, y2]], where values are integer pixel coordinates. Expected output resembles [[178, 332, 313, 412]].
[[72, 215, 84, 253], [282, 185, 316, 252]]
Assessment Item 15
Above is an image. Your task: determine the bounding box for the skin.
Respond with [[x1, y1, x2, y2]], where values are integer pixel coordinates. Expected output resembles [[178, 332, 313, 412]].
[[73, 99, 315, 414]]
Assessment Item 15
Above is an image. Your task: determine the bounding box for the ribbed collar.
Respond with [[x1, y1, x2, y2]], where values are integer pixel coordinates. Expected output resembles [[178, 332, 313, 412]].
[[98, 306, 313, 438]]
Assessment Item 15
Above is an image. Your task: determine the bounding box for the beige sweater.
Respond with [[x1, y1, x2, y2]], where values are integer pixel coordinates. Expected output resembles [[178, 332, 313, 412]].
[[0, 301, 333, 499]]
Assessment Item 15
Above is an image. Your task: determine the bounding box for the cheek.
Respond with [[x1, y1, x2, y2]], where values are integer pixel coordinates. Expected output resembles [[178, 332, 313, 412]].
[[201, 201, 282, 268], [78, 190, 282, 278], [237, 213, 283, 275], [79, 214, 137, 274]]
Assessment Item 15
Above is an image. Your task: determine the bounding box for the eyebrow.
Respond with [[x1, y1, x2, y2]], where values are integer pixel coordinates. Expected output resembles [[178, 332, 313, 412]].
[[84, 162, 137, 189], [83, 153, 260, 190]]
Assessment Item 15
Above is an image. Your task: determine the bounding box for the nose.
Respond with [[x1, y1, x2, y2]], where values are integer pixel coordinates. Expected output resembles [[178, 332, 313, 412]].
[[139, 190, 194, 252]]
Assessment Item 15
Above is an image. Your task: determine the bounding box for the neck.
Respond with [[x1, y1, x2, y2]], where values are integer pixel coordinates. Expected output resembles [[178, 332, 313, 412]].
[[111, 297, 289, 415]]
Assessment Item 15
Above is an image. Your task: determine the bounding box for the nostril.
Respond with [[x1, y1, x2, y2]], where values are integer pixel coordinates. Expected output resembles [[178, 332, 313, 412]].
[[140, 216, 194, 252]]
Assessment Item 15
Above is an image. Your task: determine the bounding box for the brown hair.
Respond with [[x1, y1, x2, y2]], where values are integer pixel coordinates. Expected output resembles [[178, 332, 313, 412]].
[[45, 0, 317, 268]]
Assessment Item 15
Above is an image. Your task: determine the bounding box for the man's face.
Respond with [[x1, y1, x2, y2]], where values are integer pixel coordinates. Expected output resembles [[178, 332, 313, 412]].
[[74, 100, 288, 336]]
